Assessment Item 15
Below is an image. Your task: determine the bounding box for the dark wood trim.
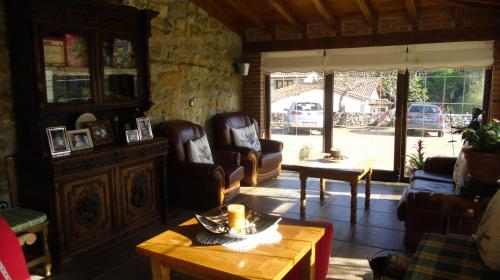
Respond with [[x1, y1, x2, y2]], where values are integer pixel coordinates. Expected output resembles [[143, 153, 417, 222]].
[[398, 71, 409, 180], [244, 27, 500, 52], [324, 74, 333, 152], [482, 68, 493, 122], [264, 74, 271, 139]]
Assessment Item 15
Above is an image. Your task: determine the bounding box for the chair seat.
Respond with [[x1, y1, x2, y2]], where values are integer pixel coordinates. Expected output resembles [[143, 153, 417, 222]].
[[406, 233, 500, 279], [0, 207, 47, 233]]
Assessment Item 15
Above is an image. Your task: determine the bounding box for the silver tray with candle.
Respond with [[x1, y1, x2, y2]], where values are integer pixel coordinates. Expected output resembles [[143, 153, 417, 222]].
[[194, 206, 281, 239]]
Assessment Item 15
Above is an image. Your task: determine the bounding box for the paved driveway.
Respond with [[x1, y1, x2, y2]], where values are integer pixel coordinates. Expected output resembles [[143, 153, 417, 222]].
[[271, 127, 463, 171]]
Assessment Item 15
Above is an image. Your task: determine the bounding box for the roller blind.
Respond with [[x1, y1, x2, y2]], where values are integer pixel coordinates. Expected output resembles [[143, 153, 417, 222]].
[[324, 45, 408, 72], [261, 50, 325, 73], [260, 41, 494, 73], [406, 41, 494, 70]]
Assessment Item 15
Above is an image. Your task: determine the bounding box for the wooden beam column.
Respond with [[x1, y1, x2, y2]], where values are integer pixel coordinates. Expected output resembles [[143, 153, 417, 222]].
[[242, 52, 266, 137], [490, 40, 500, 120]]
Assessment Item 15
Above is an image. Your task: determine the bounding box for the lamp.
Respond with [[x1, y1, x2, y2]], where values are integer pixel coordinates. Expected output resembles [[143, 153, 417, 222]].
[[235, 62, 250, 75]]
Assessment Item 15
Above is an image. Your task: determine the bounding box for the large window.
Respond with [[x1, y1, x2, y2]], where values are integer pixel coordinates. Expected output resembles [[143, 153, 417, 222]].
[[270, 72, 324, 165]]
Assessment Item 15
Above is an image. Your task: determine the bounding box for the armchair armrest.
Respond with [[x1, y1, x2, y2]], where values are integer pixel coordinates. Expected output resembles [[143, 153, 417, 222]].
[[177, 161, 224, 179], [213, 150, 240, 167], [424, 157, 456, 175], [221, 145, 259, 160], [259, 139, 283, 153]]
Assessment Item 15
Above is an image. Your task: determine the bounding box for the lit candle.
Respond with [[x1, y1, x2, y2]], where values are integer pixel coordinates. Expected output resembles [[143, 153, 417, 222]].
[[227, 204, 245, 231]]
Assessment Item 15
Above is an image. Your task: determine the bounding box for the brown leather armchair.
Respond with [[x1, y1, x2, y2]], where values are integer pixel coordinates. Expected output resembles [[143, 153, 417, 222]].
[[213, 112, 283, 186], [156, 120, 244, 210]]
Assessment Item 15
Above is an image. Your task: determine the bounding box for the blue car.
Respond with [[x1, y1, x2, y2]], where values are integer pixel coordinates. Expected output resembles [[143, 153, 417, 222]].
[[406, 104, 446, 137]]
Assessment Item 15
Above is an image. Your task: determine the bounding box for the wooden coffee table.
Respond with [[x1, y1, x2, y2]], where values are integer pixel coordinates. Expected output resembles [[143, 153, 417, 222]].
[[298, 155, 373, 225], [136, 217, 325, 280]]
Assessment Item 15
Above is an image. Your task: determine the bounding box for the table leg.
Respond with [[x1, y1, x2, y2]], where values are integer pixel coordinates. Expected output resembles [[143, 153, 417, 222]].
[[300, 246, 315, 280], [350, 179, 358, 225], [300, 172, 307, 218], [365, 168, 372, 209], [151, 258, 170, 280], [320, 178, 325, 201]]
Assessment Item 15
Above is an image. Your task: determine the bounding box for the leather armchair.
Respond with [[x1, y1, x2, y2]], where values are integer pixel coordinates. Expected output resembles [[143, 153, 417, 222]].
[[213, 112, 283, 186], [156, 120, 244, 211]]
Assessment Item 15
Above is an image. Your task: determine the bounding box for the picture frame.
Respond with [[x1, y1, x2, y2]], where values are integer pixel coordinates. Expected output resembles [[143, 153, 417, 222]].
[[125, 129, 140, 143], [67, 129, 94, 151], [136, 117, 153, 140], [65, 33, 89, 67], [43, 37, 65, 66], [86, 119, 115, 145], [46, 126, 71, 157], [112, 39, 135, 68]]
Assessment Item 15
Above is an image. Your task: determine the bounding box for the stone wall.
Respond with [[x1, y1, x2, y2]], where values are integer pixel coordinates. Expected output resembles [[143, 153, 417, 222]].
[[0, 0, 242, 191], [124, 0, 242, 135]]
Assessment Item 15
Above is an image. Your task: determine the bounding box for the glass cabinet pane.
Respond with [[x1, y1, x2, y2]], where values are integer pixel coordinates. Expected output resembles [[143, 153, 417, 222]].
[[43, 34, 91, 103], [102, 38, 139, 101]]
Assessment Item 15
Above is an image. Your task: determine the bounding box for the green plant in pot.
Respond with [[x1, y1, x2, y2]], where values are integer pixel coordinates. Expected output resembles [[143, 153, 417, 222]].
[[459, 121, 500, 183]]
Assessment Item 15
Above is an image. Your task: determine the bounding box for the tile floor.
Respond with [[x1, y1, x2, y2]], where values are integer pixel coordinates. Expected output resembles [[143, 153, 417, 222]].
[[50, 171, 407, 280]]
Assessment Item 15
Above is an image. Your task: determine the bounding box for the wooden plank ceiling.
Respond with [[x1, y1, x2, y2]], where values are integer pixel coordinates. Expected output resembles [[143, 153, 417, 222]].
[[192, 0, 500, 38]]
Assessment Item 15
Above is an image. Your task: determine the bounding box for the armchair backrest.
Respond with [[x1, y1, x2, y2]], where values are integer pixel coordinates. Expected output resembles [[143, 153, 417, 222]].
[[213, 112, 259, 150], [156, 120, 207, 162]]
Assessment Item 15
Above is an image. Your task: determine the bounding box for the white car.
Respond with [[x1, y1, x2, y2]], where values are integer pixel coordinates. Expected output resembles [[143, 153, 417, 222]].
[[285, 101, 324, 134]]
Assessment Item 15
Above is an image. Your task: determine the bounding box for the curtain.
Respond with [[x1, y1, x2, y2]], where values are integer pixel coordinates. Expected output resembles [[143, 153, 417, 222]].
[[261, 50, 325, 73], [324, 45, 407, 72]]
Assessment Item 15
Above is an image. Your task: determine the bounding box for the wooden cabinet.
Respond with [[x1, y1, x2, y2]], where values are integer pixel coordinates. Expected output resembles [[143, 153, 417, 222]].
[[51, 139, 167, 258], [5, 0, 163, 261]]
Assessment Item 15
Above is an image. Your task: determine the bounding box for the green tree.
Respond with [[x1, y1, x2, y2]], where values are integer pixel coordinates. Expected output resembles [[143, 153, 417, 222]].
[[408, 71, 428, 103]]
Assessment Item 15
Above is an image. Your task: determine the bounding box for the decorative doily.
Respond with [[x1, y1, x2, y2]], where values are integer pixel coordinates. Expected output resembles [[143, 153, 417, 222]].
[[196, 225, 282, 251]]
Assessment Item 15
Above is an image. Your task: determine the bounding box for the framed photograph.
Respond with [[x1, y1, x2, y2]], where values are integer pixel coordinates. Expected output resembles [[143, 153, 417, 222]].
[[65, 34, 89, 67], [125, 129, 140, 143], [46, 126, 71, 157], [67, 129, 94, 151], [86, 120, 114, 145], [112, 39, 135, 68], [136, 117, 153, 140], [43, 37, 65, 66]]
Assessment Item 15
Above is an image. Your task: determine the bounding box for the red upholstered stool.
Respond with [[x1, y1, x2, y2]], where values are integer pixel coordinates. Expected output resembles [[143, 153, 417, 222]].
[[283, 220, 334, 280], [0, 217, 31, 280]]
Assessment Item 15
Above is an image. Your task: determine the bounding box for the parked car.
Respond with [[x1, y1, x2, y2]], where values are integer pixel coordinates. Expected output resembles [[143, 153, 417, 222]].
[[406, 104, 446, 137], [285, 101, 324, 134]]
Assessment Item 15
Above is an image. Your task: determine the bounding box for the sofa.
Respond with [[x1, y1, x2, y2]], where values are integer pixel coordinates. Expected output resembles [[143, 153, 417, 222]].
[[397, 156, 480, 252]]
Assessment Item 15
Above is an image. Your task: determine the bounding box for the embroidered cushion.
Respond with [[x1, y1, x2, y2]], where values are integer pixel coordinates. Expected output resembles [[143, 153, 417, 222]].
[[475, 189, 500, 270], [231, 124, 261, 151], [187, 135, 214, 164]]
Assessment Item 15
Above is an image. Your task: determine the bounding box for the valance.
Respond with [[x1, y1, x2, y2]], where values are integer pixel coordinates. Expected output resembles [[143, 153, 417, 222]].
[[261, 50, 325, 73]]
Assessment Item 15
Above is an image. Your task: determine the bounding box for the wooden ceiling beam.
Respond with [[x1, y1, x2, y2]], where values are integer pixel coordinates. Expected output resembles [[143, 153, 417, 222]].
[[223, 0, 267, 30], [355, 0, 377, 27], [436, 0, 500, 10], [311, 0, 336, 24], [404, 0, 418, 27], [191, 0, 245, 36], [267, 0, 306, 34]]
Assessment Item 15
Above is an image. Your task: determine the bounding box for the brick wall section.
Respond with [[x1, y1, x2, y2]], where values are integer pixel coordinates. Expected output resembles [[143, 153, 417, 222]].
[[242, 52, 266, 136], [342, 19, 373, 36], [307, 22, 335, 38], [419, 11, 455, 30], [276, 26, 302, 40], [247, 28, 272, 42], [463, 14, 500, 28], [379, 16, 412, 33], [491, 40, 500, 120]]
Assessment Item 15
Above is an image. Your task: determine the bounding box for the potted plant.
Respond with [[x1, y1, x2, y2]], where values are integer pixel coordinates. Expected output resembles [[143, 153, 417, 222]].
[[406, 139, 425, 175], [459, 121, 500, 182]]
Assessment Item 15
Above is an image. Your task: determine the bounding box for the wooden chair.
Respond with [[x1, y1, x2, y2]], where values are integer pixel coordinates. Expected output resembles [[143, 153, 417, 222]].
[[0, 156, 51, 277]]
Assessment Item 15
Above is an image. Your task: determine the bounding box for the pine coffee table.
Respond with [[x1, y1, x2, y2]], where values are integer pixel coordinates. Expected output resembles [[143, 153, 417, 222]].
[[137, 217, 325, 280], [297, 155, 374, 225]]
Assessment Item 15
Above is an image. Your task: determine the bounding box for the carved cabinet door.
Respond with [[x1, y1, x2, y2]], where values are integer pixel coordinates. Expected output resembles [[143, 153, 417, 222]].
[[117, 160, 158, 230], [57, 169, 116, 255]]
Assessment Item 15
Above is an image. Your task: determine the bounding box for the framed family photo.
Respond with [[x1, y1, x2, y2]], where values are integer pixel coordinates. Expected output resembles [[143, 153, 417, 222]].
[[86, 120, 114, 145], [136, 117, 153, 140], [67, 129, 93, 151], [46, 126, 71, 157], [125, 129, 140, 143]]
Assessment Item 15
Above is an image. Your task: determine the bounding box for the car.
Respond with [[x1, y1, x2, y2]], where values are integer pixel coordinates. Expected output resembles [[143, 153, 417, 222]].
[[285, 101, 324, 134], [406, 104, 446, 137]]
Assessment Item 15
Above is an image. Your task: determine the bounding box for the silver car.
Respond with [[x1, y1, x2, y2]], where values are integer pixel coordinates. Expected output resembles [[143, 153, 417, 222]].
[[406, 104, 446, 137], [285, 101, 324, 134]]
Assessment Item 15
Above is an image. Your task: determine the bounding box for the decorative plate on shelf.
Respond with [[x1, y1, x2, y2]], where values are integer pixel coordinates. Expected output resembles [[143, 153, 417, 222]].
[[75, 112, 97, 129], [194, 207, 281, 239]]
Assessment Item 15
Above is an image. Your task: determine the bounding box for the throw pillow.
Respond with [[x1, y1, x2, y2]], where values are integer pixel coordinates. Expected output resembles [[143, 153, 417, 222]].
[[474, 189, 500, 270], [187, 135, 214, 164], [231, 124, 262, 151], [453, 145, 469, 186]]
